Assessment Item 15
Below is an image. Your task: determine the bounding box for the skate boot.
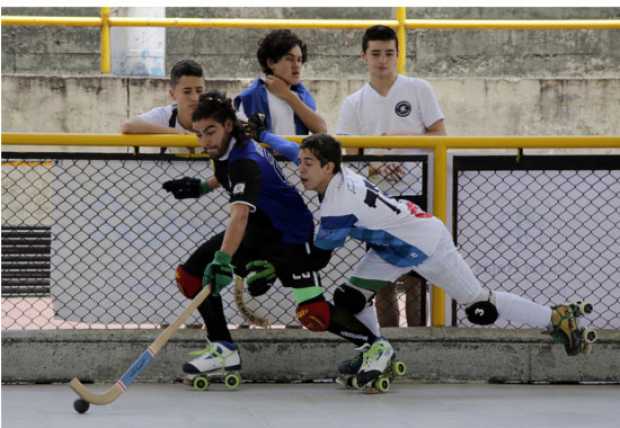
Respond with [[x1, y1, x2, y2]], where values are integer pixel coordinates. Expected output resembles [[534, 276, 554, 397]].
[[354, 338, 400, 393], [549, 301, 598, 356], [182, 340, 242, 390], [336, 343, 369, 389], [337, 342, 407, 391]]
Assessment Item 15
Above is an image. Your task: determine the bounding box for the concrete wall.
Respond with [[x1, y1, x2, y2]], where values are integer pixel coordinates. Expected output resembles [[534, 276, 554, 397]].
[[2, 75, 619, 137], [2, 8, 619, 78], [3, 328, 619, 384]]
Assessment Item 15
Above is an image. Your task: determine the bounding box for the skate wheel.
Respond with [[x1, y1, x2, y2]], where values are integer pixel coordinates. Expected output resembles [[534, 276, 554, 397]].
[[346, 376, 357, 389], [192, 375, 209, 391], [336, 376, 355, 389], [583, 328, 598, 344], [374, 376, 391, 393], [575, 301, 593, 315], [224, 373, 241, 390], [392, 361, 407, 376]]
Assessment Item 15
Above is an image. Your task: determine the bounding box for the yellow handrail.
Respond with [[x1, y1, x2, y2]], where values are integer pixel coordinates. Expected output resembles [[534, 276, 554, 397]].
[[4, 16, 619, 30], [108, 17, 398, 29], [404, 19, 620, 30], [6, 134, 619, 148], [0, 16, 101, 26]]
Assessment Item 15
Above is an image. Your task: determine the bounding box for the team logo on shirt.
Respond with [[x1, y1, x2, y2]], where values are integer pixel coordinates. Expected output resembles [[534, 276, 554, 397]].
[[233, 183, 246, 195], [395, 101, 412, 117]]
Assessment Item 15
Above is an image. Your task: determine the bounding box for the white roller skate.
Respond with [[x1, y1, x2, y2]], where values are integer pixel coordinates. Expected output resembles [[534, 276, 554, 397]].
[[549, 301, 598, 356], [182, 340, 242, 391], [352, 338, 406, 393]]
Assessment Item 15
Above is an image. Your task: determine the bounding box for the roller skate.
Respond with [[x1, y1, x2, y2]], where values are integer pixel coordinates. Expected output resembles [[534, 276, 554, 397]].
[[182, 340, 242, 391], [549, 301, 598, 356], [352, 338, 407, 394]]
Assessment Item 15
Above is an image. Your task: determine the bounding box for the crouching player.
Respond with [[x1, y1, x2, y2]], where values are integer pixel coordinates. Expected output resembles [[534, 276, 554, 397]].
[[162, 91, 381, 389], [297, 134, 597, 390]]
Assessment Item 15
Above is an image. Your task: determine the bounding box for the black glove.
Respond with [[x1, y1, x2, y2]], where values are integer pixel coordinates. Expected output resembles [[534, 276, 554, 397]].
[[243, 113, 268, 142], [162, 177, 206, 199]]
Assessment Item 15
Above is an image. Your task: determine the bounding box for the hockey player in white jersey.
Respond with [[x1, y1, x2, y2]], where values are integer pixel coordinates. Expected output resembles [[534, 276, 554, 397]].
[[297, 134, 597, 390]]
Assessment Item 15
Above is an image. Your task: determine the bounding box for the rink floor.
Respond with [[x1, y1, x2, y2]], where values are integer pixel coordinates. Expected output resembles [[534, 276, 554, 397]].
[[2, 382, 619, 428]]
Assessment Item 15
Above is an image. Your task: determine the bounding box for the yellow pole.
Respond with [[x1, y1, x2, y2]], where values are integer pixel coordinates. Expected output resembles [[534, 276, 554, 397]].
[[395, 7, 407, 74], [432, 142, 448, 326], [100, 7, 111, 74]]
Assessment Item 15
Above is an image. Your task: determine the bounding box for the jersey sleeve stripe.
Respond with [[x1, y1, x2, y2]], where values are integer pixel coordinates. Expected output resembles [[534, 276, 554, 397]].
[[229, 200, 257, 212], [319, 214, 357, 229]]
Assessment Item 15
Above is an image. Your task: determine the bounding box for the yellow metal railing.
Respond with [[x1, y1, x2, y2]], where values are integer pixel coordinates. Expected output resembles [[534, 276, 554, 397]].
[[4, 133, 620, 326], [2, 9, 620, 74]]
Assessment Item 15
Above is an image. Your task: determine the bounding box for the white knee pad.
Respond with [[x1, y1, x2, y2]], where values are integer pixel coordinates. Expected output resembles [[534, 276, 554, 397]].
[[464, 289, 498, 325]]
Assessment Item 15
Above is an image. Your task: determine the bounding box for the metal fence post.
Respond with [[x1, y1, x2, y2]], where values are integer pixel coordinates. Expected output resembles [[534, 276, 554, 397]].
[[396, 7, 407, 74], [100, 7, 111, 74], [432, 141, 448, 326]]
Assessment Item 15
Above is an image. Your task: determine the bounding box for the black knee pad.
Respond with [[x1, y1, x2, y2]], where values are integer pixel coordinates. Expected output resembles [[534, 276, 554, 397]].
[[333, 284, 367, 315], [465, 300, 499, 325]]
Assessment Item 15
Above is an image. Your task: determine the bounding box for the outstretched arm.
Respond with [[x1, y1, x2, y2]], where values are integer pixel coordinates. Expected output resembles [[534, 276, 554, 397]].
[[261, 131, 300, 163], [246, 113, 300, 162], [121, 118, 181, 135]]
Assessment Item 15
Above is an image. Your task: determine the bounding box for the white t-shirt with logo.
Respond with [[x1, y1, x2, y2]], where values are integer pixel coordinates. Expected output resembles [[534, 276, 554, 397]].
[[336, 75, 443, 138], [336, 74, 444, 195]]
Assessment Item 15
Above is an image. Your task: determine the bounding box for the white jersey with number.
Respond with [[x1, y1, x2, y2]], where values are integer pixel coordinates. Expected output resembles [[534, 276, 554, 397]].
[[315, 167, 445, 267]]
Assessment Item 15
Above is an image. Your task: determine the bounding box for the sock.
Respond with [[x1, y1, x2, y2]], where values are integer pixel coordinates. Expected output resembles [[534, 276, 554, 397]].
[[495, 291, 552, 327], [355, 304, 382, 338], [198, 295, 233, 343], [329, 303, 378, 346]]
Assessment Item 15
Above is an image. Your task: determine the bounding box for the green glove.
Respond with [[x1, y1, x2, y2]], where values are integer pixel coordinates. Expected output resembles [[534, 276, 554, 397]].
[[245, 260, 276, 297], [203, 251, 234, 296]]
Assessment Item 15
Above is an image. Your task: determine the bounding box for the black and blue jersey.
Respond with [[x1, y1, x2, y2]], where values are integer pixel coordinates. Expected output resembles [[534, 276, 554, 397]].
[[213, 137, 313, 245]]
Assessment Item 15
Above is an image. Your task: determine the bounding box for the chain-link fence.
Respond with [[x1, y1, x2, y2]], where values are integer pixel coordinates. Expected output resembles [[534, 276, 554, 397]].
[[453, 155, 620, 329], [1, 152, 427, 330]]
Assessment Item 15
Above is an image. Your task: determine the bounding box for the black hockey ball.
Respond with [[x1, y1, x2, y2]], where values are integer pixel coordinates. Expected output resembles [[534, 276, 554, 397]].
[[73, 398, 90, 414]]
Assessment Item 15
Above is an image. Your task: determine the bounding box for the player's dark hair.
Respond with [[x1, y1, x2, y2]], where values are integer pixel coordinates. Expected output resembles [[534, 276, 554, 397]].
[[193, 91, 249, 144], [300, 134, 342, 174], [170, 59, 204, 87], [362, 25, 398, 52], [257, 30, 308, 75]]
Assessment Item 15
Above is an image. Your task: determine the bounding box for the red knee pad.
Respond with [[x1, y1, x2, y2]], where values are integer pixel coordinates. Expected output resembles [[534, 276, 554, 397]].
[[176, 265, 202, 299], [296, 300, 331, 332]]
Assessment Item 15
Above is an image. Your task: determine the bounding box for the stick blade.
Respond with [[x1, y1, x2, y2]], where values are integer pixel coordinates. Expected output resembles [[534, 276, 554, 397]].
[[69, 377, 122, 405]]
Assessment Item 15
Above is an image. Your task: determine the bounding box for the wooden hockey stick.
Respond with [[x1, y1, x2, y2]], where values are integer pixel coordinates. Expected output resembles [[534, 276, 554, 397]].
[[233, 276, 271, 327], [69, 285, 211, 405]]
